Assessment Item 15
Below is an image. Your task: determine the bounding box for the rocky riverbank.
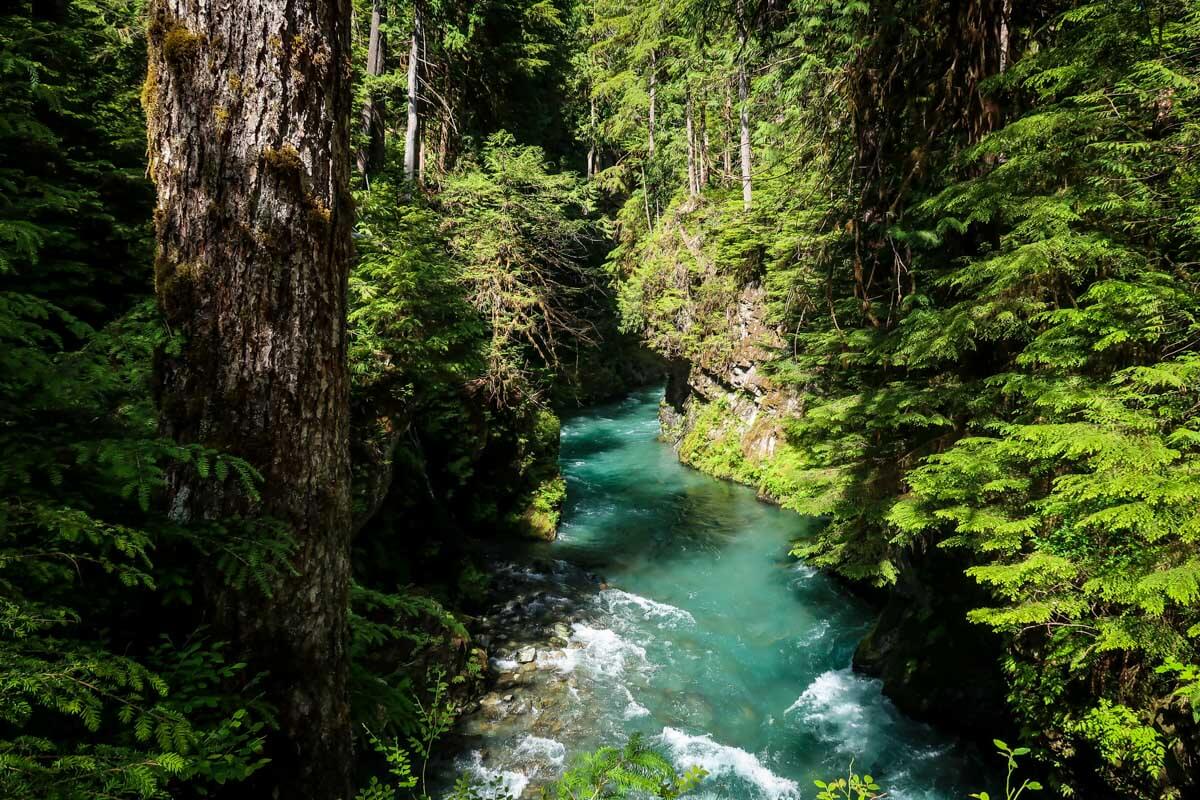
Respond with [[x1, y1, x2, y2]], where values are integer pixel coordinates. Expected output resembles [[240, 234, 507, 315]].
[[447, 559, 608, 797]]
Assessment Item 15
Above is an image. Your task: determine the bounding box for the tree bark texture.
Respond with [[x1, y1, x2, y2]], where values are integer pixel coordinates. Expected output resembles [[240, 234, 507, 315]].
[[722, 84, 733, 184], [144, 2, 354, 798], [404, 6, 422, 182], [685, 90, 698, 197], [737, 48, 752, 209], [358, 0, 387, 180], [31, 0, 70, 21], [647, 52, 656, 157], [587, 96, 597, 179]]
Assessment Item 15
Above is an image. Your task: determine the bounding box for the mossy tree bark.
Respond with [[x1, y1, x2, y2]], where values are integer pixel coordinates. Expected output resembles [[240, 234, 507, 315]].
[[144, 2, 354, 798]]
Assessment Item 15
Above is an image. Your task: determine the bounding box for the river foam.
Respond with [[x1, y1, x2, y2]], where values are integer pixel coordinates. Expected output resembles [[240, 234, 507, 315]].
[[460, 751, 530, 799], [442, 387, 987, 800], [786, 668, 879, 754], [659, 727, 800, 800], [514, 735, 567, 767], [621, 686, 651, 719], [600, 587, 696, 627], [548, 622, 651, 678]]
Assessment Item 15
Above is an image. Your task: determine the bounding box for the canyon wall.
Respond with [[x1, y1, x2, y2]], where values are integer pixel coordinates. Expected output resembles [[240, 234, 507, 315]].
[[650, 270, 1007, 742]]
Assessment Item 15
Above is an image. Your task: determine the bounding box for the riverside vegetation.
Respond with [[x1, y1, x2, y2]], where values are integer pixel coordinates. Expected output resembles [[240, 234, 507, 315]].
[[0, 1, 1198, 799]]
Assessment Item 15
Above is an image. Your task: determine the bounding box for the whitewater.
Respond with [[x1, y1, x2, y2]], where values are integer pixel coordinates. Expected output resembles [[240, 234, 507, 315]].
[[445, 387, 989, 798]]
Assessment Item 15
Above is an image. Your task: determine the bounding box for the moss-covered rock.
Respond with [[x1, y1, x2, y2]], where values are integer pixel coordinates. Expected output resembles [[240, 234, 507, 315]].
[[518, 475, 567, 541]]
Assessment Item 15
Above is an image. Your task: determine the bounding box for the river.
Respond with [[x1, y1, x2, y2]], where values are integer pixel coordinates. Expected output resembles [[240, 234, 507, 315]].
[[448, 386, 989, 799]]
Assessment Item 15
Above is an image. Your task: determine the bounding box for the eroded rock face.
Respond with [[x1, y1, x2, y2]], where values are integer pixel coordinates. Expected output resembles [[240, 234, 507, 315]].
[[655, 282, 1008, 744], [659, 283, 802, 488]]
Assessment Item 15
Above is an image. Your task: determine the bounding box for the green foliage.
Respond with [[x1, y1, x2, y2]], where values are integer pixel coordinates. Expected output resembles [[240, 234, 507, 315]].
[[348, 154, 584, 545], [349, 583, 481, 749], [440, 132, 600, 406], [357, 732, 704, 800], [350, 0, 583, 180], [541, 733, 706, 800], [970, 740, 1044, 800], [354, 729, 418, 800], [349, 193, 485, 398], [350, 667, 461, 800], [0, 5, 292, 797], [602, 0, 1200, 795], [814, 764, 882, 800], [814, 740, 1042, 800]]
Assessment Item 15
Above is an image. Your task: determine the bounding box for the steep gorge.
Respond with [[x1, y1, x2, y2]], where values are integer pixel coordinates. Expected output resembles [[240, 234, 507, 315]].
[[651, 264, 1008, 743]]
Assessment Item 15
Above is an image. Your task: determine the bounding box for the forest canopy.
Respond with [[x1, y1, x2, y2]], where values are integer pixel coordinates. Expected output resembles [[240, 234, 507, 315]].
[[2, 0, 1200, 799]]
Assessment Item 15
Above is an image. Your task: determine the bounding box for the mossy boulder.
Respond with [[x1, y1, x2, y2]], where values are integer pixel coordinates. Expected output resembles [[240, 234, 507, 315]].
[[518, 475, 566, 541]]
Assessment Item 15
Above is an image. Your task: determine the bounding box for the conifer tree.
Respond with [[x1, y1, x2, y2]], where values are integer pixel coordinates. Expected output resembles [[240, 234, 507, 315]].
[[144, 1, 356, 796]]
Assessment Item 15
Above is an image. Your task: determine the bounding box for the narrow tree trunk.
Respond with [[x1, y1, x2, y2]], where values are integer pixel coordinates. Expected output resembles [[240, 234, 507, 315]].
[[587, 96, 597, 179], [419, 133, 427, 181], [641, 163, 652, 229], [722, 83, 733, 185], [699, 101, 710, 188], [737, 34, 752, 210], [998, 0, 1012, 72], [686, 90, 698, 197], [357, 0, 387, 181], [647, 51, 657, 158], [144, 2, 354, 798], [404, 5, 422, 183]]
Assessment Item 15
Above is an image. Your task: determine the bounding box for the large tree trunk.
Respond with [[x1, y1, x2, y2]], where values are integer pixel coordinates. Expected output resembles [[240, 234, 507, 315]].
[[144, 2, 354, 798], [358, 0, 387, 181], [404, 5, 422, 183], [32, 0, 70, 21]]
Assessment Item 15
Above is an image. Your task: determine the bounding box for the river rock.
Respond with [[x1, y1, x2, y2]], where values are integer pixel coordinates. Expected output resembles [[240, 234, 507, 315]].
[[495, 672, 526, 690], [517, 646, 537, 663]]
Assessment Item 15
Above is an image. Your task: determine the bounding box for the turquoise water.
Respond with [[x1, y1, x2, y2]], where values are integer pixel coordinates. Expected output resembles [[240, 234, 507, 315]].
[[455, 387, 985, 799]]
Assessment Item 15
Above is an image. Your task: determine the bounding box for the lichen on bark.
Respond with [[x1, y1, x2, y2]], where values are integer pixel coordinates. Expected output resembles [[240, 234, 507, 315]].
[[144, 1, 356, 797]]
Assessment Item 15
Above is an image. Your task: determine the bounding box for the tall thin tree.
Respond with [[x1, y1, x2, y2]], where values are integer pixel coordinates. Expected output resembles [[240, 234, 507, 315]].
[[735, 1, 752, 209], [736, 30, 752, 209], [358, 0, 388, 180], [686, 89, 698, 197], [404, 2, 422, 183], [648, 49, 657, 157], [144, 1, 355, 797]]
